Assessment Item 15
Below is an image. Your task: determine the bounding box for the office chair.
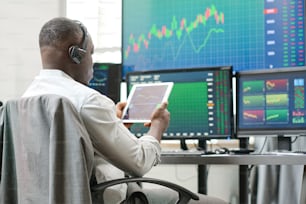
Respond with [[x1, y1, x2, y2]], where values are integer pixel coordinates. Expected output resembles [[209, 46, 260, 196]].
[[0, 95, 199, 204]]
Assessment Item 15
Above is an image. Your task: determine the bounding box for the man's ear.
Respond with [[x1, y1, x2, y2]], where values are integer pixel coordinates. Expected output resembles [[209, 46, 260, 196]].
[[68, 46, 87, 64]]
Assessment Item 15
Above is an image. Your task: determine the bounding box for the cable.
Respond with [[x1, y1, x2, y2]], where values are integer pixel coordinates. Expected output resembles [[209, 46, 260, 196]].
[[257, 136, 268, 154], [291, 136, 299, 144]]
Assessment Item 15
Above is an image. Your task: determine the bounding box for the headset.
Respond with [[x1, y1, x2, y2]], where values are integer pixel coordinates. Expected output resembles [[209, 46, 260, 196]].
[[68, 21, 89, 64]]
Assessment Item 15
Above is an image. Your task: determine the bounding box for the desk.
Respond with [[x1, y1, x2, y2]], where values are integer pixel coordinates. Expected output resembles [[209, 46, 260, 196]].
[[160, 153, 306, 204], [161, 153, 306, 165]]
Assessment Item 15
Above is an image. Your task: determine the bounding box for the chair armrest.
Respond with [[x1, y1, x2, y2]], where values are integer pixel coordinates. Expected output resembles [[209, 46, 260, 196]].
[[91, 177, 199, 204]]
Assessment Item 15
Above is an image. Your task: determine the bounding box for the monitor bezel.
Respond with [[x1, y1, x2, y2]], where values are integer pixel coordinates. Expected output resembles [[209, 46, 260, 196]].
[[236, 66, 306, 138], [126, 66, 235, 140], [122, 0, 306, 77], [89, 63, 122, 103]]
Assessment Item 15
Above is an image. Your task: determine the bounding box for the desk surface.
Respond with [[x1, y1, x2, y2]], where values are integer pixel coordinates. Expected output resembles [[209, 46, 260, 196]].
[[160, 153, 306, 165]]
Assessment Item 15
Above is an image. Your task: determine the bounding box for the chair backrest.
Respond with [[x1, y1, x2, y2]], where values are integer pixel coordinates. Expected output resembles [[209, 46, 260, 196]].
[[0, 95, 94, 204]]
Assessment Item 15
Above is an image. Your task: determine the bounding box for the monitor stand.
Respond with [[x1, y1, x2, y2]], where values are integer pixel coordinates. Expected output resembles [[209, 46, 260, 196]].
[[236, 137, 254, 154], [180, 139, 188, 150], [197, 138, 207, 194], [239, 137, 249, 204], [277, 135, 292, 151]]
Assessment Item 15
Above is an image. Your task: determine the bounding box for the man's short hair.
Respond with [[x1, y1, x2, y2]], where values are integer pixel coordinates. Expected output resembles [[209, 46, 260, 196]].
[[39, 17, 82, 49]]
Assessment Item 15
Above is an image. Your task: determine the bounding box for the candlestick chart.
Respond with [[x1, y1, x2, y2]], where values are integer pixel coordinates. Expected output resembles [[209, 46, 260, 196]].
[[122, 0, 265, 72], [124, 4, 224, 60]]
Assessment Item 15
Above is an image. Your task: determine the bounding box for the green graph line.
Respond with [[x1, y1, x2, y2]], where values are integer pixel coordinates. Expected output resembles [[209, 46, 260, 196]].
[[173, 28, 224, 61], [124, 4, 225, 59]]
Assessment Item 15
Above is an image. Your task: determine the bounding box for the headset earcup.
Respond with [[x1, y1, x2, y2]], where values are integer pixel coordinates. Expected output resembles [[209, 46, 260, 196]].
[[69, 46, 82, 64]]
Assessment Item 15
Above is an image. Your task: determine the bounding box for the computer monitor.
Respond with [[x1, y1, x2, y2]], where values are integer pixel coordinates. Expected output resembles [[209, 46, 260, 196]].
[[126, 66, 234, 139], [236, 67, 306, 138], [122, 0, 305, 76], [89, 63, 122, 103]]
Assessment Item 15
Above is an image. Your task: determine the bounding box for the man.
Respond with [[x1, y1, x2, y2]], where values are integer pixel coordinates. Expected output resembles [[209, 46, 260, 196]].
[[23, 17, 227, 204]]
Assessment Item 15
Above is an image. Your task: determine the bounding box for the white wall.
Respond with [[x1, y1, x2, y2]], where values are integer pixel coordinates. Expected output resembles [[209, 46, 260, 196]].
[[0, 0, 65, 102], [66, 0, 122, 63]]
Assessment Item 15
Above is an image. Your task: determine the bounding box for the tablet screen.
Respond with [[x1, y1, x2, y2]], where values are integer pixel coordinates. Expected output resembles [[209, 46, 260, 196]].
[[122, 82, 173, 123]]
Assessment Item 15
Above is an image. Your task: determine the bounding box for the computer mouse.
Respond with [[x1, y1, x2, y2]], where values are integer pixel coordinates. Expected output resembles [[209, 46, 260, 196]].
[[214, 147, 230, 154]]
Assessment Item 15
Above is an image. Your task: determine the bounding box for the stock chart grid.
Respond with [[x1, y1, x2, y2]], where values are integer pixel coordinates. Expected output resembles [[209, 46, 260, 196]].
[[122, 0, 305, 73]]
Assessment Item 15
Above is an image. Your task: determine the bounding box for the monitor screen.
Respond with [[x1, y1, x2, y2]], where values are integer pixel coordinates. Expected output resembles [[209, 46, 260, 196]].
[[89, 63, 122, 103], [236, 67, 306, 137], [122, 0, 305, 76], [126, 66, 234, 139]]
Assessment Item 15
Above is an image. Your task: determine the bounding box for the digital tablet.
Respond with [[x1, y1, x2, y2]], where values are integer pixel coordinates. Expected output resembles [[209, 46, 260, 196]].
[[122, 82, 173, 123]]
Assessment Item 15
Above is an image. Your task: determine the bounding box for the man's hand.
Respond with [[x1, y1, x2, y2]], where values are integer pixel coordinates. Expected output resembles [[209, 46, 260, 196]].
[[116, 101, 126, 118], [116, 102, 133, 128], [146, 102, 170, 142]]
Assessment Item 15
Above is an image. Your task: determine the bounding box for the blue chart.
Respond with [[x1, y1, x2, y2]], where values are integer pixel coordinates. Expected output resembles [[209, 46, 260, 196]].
[[122, 0, 305, 74]]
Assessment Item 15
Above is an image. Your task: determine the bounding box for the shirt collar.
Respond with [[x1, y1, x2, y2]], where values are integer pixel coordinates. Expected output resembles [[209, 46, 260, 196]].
[[39, 69, 74, 80]]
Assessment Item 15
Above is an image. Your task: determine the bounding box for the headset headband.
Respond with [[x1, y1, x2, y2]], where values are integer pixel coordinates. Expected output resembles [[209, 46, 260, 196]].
[[74, 20, 88, 51]]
